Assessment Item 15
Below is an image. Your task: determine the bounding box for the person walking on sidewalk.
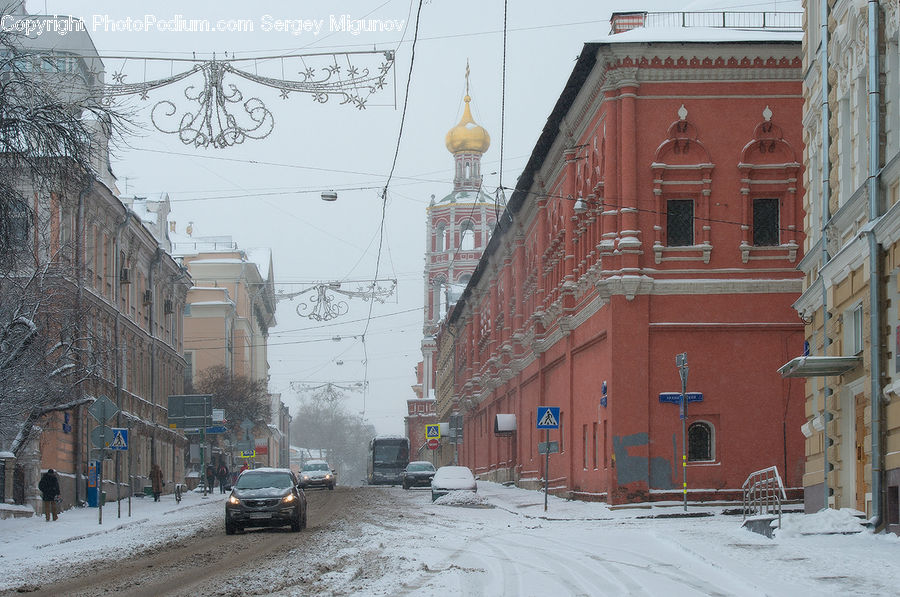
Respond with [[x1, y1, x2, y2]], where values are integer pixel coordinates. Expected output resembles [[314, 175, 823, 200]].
[[149, 464, 164, 502], [216, 462, 229, 494], [38, 469, 60, 522]]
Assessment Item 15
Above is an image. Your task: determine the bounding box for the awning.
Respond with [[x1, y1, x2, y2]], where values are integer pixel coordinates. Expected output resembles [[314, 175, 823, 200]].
[[494, 414, 516, 434], [778, 355, 862, 378]]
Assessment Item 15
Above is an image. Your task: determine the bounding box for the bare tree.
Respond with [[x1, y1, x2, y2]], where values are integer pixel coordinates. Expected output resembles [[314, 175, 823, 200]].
[[290, 385, 376, 484], [194, 365, 270, 431]]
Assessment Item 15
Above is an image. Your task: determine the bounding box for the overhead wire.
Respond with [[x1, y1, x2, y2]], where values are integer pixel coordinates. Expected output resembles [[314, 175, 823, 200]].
[[356, 0, 425, 417]]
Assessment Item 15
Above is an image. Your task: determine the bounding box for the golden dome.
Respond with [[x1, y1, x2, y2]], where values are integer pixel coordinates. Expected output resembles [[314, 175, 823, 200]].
[[445, 95, 490, 154]]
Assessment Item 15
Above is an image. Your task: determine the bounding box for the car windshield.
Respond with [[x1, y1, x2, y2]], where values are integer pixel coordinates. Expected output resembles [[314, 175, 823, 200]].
[[303, 463, 330, 472], [407, 462, 435, 472], [235, 472, 293, 490]]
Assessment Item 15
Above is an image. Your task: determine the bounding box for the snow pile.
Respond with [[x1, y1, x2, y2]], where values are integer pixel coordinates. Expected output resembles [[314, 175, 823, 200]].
[[433, 490, 489, 507], [776, 508, 867, 538]]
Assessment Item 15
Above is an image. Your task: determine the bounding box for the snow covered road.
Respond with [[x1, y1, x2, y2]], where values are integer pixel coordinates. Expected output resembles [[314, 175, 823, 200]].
[[1, 481, 899, 596]]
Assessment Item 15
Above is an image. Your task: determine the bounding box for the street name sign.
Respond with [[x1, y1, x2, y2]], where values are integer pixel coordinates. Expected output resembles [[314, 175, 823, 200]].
[[538, 441, 559, 454], [658, 392, 703, 404]]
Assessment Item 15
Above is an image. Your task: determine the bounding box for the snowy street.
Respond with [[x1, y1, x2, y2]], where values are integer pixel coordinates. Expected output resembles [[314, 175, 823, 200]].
[[2, 481, 899, 596]]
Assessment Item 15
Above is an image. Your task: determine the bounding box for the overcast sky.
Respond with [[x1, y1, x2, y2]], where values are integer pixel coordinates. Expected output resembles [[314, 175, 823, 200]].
[[28, 0, 802, 435]]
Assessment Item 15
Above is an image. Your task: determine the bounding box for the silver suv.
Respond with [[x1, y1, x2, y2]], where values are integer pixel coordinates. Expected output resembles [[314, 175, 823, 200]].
[[299, 460, 336, 490]]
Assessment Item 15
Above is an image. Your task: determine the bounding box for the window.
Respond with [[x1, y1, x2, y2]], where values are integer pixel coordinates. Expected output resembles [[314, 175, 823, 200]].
[[845, 304, 864, 355], [460, 221, 475, 250], [559, 412, 564, 452], [687, 422, 713, 461], [2, 199, 31, 251], [666, 199, 693, 246], [753, 198, 779, 246], [583, 424, 589, 469], [602, 419, 608, 468], [592, 422, 598, 469], [184, 351, 194, 390], [436, 224, 447, 252]]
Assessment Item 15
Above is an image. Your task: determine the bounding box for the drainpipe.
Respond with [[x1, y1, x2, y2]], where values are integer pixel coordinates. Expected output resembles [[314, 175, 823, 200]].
[[819, 0, 832, 510], [148, 247, 163, 467], [865, 0, 883, 530], [113, 208, 131, 510], [73, 177, 92, 506]]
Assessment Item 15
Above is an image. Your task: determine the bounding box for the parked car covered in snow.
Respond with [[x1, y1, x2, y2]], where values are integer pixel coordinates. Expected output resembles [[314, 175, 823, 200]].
[[430, 465, 477, 502]]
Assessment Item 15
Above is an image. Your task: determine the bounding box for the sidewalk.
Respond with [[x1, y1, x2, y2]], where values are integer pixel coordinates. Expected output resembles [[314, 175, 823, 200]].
[[0, 489, 226, 593]]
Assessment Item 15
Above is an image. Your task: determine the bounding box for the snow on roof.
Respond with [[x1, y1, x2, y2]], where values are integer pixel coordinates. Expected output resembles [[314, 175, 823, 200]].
[[186, 258, 244, 265], [189, 300, 235, 307], [596, 26, 802, 45], [128, 200, 158, 224], [244, 248, 272, 280]]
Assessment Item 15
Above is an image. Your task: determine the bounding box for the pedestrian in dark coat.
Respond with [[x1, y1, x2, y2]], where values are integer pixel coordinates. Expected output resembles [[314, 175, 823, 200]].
[[38, 469, 60, 521], [216, 463, 229, 493], [149, 464, 164, 502], [205, 463, 215, 493]]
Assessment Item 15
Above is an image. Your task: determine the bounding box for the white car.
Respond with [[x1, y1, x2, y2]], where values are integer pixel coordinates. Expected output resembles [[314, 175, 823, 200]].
[[431, 466, 477, 502]]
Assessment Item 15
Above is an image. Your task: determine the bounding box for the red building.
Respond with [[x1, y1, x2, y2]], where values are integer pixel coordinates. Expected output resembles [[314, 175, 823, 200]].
[[408, 75, 495, 459], [439, 13, 807, 504]]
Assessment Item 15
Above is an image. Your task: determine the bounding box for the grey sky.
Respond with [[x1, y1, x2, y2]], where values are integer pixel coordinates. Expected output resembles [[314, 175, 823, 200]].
[[30, 0, 801, 433]]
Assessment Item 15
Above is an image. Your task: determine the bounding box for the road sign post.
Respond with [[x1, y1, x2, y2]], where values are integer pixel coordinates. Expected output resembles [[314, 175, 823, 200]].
[[536, 406, 560, 512], [676, 353, 689, 512], [88, 396, 119, 525]]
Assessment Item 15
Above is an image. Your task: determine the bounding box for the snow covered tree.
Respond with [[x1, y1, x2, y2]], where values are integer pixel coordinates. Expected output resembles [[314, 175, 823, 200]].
[[0, 20, 127, 457]]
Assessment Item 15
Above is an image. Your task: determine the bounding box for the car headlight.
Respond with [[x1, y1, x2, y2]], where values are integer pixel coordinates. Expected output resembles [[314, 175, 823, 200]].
[[227, 495, 240, 505], [325, 474, 332, 479], [302, 475, 309, 481], [281, 493, 296, 504]]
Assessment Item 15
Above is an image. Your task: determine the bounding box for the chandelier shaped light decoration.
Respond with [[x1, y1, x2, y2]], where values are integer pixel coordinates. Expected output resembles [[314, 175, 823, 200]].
[[276, 279, 397, 322], [102, 50, 395, 149]]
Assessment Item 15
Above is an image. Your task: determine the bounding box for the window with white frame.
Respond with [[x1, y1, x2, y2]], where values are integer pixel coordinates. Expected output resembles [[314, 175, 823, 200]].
[[844, 303, 864, 356]]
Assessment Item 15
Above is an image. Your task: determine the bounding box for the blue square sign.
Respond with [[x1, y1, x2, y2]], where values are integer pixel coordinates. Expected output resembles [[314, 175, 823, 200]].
[[536, 406, 560, 429]]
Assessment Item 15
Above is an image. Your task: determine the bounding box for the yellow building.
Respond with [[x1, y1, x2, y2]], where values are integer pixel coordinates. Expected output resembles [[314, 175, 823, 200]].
[[172, 234, 284, 468], [781, 0, 900, 532]]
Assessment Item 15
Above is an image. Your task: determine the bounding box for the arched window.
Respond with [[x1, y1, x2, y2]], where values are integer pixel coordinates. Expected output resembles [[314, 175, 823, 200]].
[[460, 221, 475, 250], [436, 224, 447, 252], [687, 422, 714, 461]]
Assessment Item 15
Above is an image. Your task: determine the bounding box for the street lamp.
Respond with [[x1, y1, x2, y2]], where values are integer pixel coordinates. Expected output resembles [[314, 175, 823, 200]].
[[321, 191, 338, 202]]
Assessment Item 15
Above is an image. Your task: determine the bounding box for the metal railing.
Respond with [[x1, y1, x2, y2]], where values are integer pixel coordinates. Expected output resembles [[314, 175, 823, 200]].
[[639, 11, 802, 31], [742, 466, 787, 528]]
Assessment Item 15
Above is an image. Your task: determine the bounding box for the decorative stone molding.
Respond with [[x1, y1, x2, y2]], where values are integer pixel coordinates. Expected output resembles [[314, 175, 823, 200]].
[[653, 241, 713, 264]]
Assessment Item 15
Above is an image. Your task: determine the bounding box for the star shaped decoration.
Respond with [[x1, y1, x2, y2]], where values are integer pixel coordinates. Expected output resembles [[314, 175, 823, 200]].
[[280, 89, 290, 99], [111, 71, 127, 84]]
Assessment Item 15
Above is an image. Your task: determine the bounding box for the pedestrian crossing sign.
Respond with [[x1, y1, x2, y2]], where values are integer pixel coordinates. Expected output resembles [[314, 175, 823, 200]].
[[536, 407, 560, 429], [109, 428, 128, 450], [425, 424, 440, 439]]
